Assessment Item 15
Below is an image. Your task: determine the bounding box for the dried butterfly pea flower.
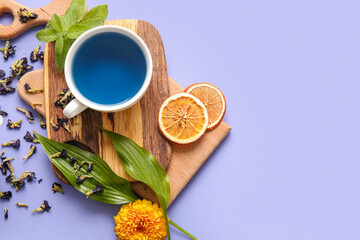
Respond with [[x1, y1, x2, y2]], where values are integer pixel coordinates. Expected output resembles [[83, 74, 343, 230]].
[[2, 157, 14, 163], [0, 83, 15, 95], [57, 116, 70, 133], [55, 89, 74, 108], [51, 149, 67, 158], [3, 161, 14, 178], [69, 157, 77, 164], [0, 110, 7, 116], [30, 45, 41, 62], [4, 208, 8, 219], [0, 70, 5, 78], [1, 139, 20, 148], [0, 191, 12, 200], [86, 184, 104, 198], [16, 107, 34, 122], [38, 51, 44, 61], [0, 75, 14, 85], [52, 182, 64, 194], [6, 119, 22, 129], [40, 115, 46, 129], [31, 102, 42, 110], [18, 8, 38, 23], [31, 200, 51, 213], [76, 174, 93, 184], [22, 145, 36, 160], [23, 131, 40, 143], [0, 150, 4, 157], [13, 180, 25, 191], [15, 171, 36, 182], [24, 83, 43, 93], [16, 203, 28, 208], [0, 41, 16, 60], [0, 163, 6, 175], [50, 117, 60, 131], [10, 58, 33, 78]]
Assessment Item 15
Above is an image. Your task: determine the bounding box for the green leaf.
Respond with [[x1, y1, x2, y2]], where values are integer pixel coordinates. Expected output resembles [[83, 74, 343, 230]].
[[102, 129, 172, 239], [50, 14, 63, 33], [61, 0, 85, 31], [35, 28, 59, 42], [55, 36, 64, 71], [66, 24, 93, 39], [80, 4, 108, 27], [34, 132, 137, 204]]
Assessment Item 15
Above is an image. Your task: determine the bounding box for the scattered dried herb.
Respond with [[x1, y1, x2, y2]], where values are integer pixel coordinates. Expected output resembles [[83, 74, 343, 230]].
[[16, 203, 28, 208], [51, 149, 67, 158], [36, 0, 108, 72], [50, 117, 60, 131], [40, 115, 46, 129], [86, 184, 104, 198], [0, 83, 15, 95], [0, 163, 6, 175], [24, 131, 40, 143], [30, 45, 41, 62], [52, 182, 64, 194], [31, 102, 42, 110], [86, 161, 93, 173], [38, 178, 43, 184], [2, 157, 14, 163], [0, 110, 8, 116], [0, 41, 16, 60], [4, 208, 8, 219], [15, 171, 36, 182], [6, 119, 22, 129], [38, 51, 44, 61], [1, 139, 20, 148], [22, 145, 36, 160], [76, 174, 93, 184], [16, 107, 34, 122], [57, 116, 70, 133], [10, 57, 33, 78], [0, 70, 5, 78], [55, 88, 74, 108], [4, 161, 15, 178], [0, 191, 12, 200], [13, 180, 25, 191], [24, 83, 44, 93], [0, 150, 4, 157], [18, 8, 38, 23], [31, 200, 51, 213], [0, 75, 14, 85]]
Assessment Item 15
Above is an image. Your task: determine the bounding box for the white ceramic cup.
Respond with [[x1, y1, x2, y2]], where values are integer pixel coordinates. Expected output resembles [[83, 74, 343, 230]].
[[63, 25, 152, 118]]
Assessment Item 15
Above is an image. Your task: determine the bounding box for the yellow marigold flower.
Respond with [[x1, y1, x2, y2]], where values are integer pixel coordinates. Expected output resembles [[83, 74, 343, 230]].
[[114, 199, 167, 240]]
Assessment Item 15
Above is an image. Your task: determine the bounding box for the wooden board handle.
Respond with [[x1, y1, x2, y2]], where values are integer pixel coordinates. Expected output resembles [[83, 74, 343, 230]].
[[0, 0, 71, 40]]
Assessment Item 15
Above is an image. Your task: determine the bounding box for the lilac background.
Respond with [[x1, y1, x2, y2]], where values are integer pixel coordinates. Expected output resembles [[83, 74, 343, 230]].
[[1, 0, 360, 239]]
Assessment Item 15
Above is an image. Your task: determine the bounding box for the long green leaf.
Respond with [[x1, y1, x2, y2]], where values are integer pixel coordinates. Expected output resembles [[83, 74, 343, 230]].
[[34, 132, 137, 204], [80, 4, 108, 27], [61, 0, 85, 31], [102, 129, 171, 239], [35, 28, 59, 42], [66, 24, 93, 39]]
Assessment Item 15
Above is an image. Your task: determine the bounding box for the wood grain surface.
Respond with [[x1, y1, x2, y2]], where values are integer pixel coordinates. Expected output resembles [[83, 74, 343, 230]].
[[18, 69, 231, 206], [43, 19, 171, 183], [0, 0, 71, 40]]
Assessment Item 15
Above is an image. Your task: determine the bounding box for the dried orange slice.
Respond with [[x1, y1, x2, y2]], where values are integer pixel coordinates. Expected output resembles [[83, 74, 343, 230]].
[[185, 83, 226, 130], [158, 93, 209, 144]]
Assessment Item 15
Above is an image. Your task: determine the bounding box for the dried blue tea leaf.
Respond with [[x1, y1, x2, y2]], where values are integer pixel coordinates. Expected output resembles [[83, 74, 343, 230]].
[[39, 115, 46, 129], [50, 117, 60, 131], [0, 41, 16, 60], [76, 174, 93, 184], [86, 184, 104, 198], [22, 145, 36, 160], [16, 107, 34, 122], [31, 102, 42, 110], [52, 182, 64, 194], [31, 200, 51, 213], [18, 8, 38, 23], [24, 83, 43, 93], [4, 208, 8, 219], [51, 149, 67, 158], [30, 45, 41, 62], [0, 83, 15, 95], [24, 131, 40, 143], [6, 119, 22, 129], [57, 116, 70, 133], [13, 180, 25, 191], [0, 75, 14, 85], [15, 171, 36, 182], [1, 139, 20, 148], [0, 190, 12, 200], [0, 110, 7, 116], [38, 178, 43, 184], [55, 89, 74, 108], [16, 203, 28, 208], [0, 70, 4, 78], [3, 161, 14, 177], [10, 58, 33, 78]]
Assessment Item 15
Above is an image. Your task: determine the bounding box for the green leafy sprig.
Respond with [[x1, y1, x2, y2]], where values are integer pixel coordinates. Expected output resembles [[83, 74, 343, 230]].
[[35, 0, 108, 72]]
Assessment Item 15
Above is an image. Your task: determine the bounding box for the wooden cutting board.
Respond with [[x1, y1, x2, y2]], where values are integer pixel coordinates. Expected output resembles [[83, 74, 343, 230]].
[[17, 20, 232, 206]]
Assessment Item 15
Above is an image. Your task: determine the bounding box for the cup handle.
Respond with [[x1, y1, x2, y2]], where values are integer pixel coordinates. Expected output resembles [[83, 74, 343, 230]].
[[63, 99, 88, 118]]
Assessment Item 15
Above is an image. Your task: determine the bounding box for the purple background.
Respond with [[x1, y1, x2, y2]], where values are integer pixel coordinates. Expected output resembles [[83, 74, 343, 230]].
[[1, 0, 360, 239]]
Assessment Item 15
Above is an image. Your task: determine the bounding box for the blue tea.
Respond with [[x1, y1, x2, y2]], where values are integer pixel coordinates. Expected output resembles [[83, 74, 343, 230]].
[[71, 32, 147, 105]]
